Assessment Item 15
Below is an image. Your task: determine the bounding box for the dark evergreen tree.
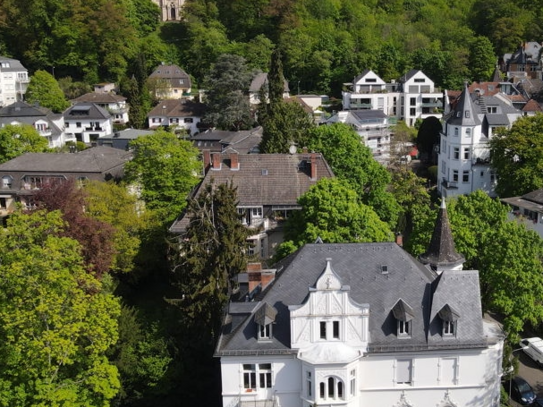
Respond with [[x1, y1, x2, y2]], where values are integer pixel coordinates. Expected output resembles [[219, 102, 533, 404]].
[[170, 181, 251, 335], [268, 47, 285, 105]]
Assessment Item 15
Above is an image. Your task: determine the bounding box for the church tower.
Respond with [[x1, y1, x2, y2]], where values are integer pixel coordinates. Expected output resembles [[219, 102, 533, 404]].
[[152, 0, 185, 22]]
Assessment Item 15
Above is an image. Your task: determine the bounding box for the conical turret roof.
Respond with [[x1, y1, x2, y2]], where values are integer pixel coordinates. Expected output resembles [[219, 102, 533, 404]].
[[419, 200, 465, 272], [448, 82, 480, 126]]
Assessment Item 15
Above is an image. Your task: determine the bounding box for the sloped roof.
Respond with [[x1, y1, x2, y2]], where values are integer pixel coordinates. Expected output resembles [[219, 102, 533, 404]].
[[447, 83, 481, 126], [72, 92, 126, 104], [249, 72, 290, 93], [170, 153, 334, 233], [0, 56, 27, 72], [0, 146, 131, 173], [147, 99, 205, 117], [522, 99, 542, 112], [0, 101, 50, 117], [216, 243, 491, 356], [65, 103, 111, 120]]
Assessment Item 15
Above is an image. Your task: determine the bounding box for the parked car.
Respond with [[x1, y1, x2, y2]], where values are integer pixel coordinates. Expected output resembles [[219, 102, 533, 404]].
[[504, 376, 536, 405], [519, 337, 543, 366], [532, 398, 543, 407]]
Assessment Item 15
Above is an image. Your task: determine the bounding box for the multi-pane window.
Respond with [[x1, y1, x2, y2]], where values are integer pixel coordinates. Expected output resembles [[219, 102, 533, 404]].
[[243, 364, 272, 390], [259, 364, 272, 388], [259, 324, 271, 339], [443, 321, 455, 336], [319, 377, 344, 400], [453, 170, 459, 182], [396, 360, 413, 385], [307, 371, 312, 397], [462, 171, 469, 183], [251, 207, 263, 217], [466, 128, 471, 137], [453, 147, 459, 159], [397, 320, 410, 337], [463, 147, 470, 159], [454, 127, 459, 136], [243, 364, 256, 390], [350, 369, 356, 397]]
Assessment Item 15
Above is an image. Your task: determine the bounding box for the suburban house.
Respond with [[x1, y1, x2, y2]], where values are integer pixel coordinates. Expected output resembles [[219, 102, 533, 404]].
[[151, 0, 184, 22], [71, 92, 129, 124], [342, 69, 444, 126], [501, 189, 543, 239], [0, 101, 66, 148], [190, 127, 262, 154], [438, 83, 522, 198], [502, 42, 542, 81], [63, 102, 113, 144], [249, 73, 290, 105], [0, 146, 131, 217], [326, 110, 394, 165], [215, 201, 504, 407], [169, 151, 334, 259], [148, 63, 192, 100], [147, 99, 205, 135], [97, 128, 155, 150], [0, 56, 29, 107]]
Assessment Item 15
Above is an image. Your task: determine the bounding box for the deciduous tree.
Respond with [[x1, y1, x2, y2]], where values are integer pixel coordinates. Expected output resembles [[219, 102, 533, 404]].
[[0, 210, 121, 405], [0, 124, 49, 164], [25, 70, 70, 113], [124, 130, 201, 224], [490, 114, 543, 197]]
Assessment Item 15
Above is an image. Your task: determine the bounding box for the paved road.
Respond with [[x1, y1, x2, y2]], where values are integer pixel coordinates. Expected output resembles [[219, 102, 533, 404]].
[[509, 350, 543, 406]]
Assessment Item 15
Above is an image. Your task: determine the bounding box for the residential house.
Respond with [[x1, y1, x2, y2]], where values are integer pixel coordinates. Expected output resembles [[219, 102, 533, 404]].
[[342, 69, 444, 126], [501, 189, 543, 239], [326, 110, 394, 165], [151, 0, 184, 22], [71, 92, 129, 124], [190, 127, 262, 154], [0, 146, 131, 217], [63, 103, 113, 144], [0, 101, 67, 148], [147, 99, 205, 135], [169, 151, 334, 259], [97, 128, 155, 150], [216, 201, 504, 407], [249, 73, 290, 105], [502, 42, 542, 80], [438, 83, 522, 198], [148, 63, 192, 100], [0, 56, 29, 107]]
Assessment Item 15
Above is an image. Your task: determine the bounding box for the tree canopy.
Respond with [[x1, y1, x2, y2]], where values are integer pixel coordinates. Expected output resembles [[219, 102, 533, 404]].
[[25, 70, 70, 113], [124, 130, 201, 224], [0, 210, 121, 405], [0, 124, 50, 164], [406, 191, 543, 340], [490, 114, 543, 197]]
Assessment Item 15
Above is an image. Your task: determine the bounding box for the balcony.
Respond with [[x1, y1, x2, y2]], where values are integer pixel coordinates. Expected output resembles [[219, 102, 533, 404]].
[[421, 100, 442, 107], [108, 106, 129, 114], [350, 102, 372, 109], [441, 179, 458, 189], [38, 128, 52, 137], [85, 126, 104, 131]]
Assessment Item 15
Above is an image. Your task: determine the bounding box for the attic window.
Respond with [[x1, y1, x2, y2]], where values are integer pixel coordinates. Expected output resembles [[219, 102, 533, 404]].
[[414, 78, 425, 83], [392, 299, 414, 338], [464, 111, 470, 118], [261, 169, 268, 176], [380, 265, 388, 274], [438, 304, 460, 337], [255, 303, 277, 341]]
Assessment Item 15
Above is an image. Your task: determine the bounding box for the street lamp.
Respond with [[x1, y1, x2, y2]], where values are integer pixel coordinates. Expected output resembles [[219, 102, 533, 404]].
[[506, 346, 528, 403]]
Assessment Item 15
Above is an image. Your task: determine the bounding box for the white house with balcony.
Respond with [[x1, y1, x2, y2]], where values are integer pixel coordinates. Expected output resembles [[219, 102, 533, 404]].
[[438, 83, 522, 198], [0, 101, 67, 148], [343, 69, 443, 126], [147, 99, 205, 135], [0, 56, 29, 107], [63, 102, 113, 144], [71, 92, 129, 124], [216, 202, 504, 407]]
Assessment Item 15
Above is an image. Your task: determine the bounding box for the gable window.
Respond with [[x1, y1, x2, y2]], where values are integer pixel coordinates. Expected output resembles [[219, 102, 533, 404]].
[[320, 321, 327, 339], [259, 324, 271, 339], [392, 299, 414, 338], [487, 106, 497, 114], [414, 78, 425, 83], [255, 303, 276, 341], [464, 111, 470, 118], [444, 321, 455, 335], [398, 320, 410, 336], [333, 321, 340, 339], [396, 360, 413, 385], [439, 304, 459, 337]]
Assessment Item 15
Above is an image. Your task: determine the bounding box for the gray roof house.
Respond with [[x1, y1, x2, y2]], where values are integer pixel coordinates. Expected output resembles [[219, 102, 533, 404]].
[[215, 201, 504, 407], [249, 72, 290, 105], [148, 63, 192, 100], [71, 92, 129, 124], [0, 146, 131, 216], [502, 188, 543, 240], [63, 102, 114, 144], [0, 56, 29, 107], [0, 101, 66, 148], [189, 127, 262, 154], [170, 151, 334, 259]]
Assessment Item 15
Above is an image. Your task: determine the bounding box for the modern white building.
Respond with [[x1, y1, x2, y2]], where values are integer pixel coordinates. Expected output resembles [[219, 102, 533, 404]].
[[438, 83, 522, 198], [71, 92, 129, 124], [216, 202, 504, 407], [342, 69, 444, 126], [0, 56, 29, 107], [63, 103, 113, 144], [326, 110, 394, 165]]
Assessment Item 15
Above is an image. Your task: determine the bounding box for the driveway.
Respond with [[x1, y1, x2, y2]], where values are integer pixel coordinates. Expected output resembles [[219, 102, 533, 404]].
[[509, 351, 543, 406]]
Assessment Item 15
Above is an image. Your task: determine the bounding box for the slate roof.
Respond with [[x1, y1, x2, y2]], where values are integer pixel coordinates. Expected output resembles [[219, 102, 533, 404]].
[[216, 243, 490, 356], [419, 200, 465, 269], [249, 72, 290, 93], [501, 188, 543, 213], [0, 146, 131, 173], [147, 99, 205, 117], [0, 101, 63, 137], [65, 103, 111, 120], [352, 69, 372, 84], [448, 83, 481, 126], [72, 92, 126, 104], [169, 153, 334, 233], [148, 64, 191, 88], [0, 56, 27, 72]]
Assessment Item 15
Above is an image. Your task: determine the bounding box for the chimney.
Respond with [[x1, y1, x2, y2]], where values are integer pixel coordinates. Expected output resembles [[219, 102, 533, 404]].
[[310, 152, 317, 181], [212, 153, 221, 170], [395, 232, 403, 247], [247, 263, 276, 293], [203, 150, 211, 172], [230, 151, 239, 170]]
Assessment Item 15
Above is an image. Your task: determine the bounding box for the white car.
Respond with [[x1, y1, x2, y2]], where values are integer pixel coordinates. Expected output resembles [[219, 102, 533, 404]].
[[519, 337, 543, 366]]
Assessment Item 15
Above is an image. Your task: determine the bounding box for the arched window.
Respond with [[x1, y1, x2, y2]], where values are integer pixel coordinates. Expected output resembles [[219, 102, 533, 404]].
[[319, 377, 345, 401], [170, 3, 176, 19]]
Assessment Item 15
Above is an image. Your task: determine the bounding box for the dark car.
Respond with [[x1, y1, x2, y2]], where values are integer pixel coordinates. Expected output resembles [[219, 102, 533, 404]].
[[505, 376, 536, 405], [533, 398, 543, 407]]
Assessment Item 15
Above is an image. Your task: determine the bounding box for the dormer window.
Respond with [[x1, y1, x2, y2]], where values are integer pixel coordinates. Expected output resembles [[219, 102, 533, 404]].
[[392, 299, 414, 338], [255, 303, 277, 341], [465, 111, 470, 118], [439, 304, 459, 337]]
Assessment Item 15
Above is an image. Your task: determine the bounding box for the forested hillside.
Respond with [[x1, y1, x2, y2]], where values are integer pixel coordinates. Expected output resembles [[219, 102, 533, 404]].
[[0, 0, 540, 96]]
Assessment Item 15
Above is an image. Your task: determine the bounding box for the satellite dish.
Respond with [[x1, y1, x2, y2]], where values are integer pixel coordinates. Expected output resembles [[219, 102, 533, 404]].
[[289, 144, 297, 154]]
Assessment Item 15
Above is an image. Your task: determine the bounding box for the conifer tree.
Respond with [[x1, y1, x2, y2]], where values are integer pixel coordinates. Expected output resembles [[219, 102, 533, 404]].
[[268, 48, 285, 106], [170, 181, 251, 335]]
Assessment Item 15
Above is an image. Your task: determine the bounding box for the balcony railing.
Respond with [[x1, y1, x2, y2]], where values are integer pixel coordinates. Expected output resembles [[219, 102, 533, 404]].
[[441, 179, 458, 189], [350, 102, 372, 109]]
